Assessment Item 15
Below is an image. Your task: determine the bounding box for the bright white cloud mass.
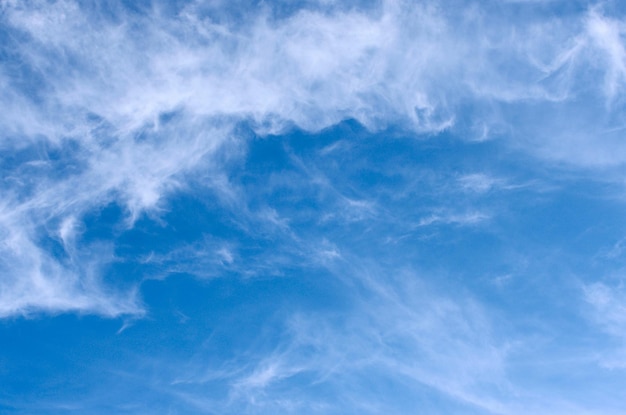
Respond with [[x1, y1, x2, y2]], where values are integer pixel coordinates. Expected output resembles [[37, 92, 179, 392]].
[[2, 0, 626, 414]]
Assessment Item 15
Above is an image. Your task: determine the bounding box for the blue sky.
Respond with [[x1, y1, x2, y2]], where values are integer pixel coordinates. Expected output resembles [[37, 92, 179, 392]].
[[2, 0, 626, 414]]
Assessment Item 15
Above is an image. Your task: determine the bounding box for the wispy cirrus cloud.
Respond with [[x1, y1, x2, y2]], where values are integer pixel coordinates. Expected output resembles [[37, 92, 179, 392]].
[[1, 0, 626, 318], [4, 0, 625, 141], [583, 280, 626, 369], [143, 261, 515, 415], [4, 2, 626, 415], [126, 258, 618, 415]]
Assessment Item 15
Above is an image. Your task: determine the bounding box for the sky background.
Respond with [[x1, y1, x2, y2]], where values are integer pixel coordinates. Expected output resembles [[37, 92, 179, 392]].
[[2, 0, 626, 414]]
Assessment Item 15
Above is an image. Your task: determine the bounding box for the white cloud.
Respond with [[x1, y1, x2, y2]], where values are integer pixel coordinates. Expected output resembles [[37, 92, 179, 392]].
[[418, 211, 490, 227], [0, 222, 142, 318], [162, 265, 514, 414], [4, 0, 620, 140], [579, 279, 626, 373], [458, 173, 504, 193], [586, 9, 626, 100], [159, 261, 611, 415], [2, 0, 626, 318], [584, 281, 626, 360]]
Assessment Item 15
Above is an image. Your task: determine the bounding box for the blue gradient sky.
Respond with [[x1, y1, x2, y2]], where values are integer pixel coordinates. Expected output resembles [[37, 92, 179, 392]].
[[2, 1, 626, 414]]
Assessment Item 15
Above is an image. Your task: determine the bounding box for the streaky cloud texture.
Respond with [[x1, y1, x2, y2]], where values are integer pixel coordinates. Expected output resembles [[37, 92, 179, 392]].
[[4, 0, 626, 315], [2, 1, 626, 415]]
